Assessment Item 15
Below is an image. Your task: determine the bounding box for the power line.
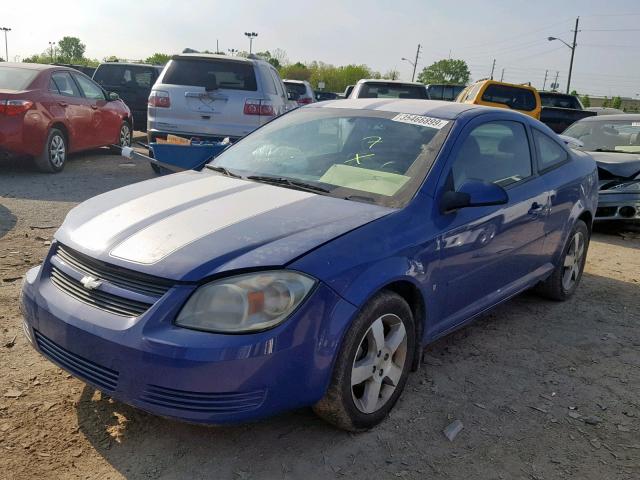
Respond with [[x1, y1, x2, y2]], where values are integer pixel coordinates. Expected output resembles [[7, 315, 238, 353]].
[[581, 28, 640, 32]]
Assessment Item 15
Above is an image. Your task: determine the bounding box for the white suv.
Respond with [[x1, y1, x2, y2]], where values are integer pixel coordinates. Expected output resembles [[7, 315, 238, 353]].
[[349, 79, 429, 100], [148, 54, 292, 142], [283, 79, 315, 105]]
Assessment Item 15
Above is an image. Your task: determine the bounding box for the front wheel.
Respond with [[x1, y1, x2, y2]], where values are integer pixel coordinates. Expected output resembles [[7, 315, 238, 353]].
[[109, 121, 132, 154], [313, 291, 415, 431], [537, 219, 590, 300]]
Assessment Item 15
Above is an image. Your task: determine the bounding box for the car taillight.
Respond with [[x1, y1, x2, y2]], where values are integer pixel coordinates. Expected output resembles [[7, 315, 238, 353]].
[[0, 100, 34, 116], [244, 99, 275, 116], [297, 97, 313, 105], [148, 91, 170, 108]]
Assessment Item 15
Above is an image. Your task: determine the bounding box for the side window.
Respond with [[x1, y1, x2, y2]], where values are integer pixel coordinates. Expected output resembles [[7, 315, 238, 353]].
[[533, 129, 568, 170], [48, 78, 60, 94], [73, 74, 106, 100], [270, 69, 286, 97], [259, 65, 276, 95], [51, 72, 81, 97], [482, 85, 536, 111], [452, 121, 533, 189], [463, 83, 483, 102]]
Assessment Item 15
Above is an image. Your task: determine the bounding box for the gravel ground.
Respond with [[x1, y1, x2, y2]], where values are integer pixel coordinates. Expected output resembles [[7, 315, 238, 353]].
[[1, 148, 639, 480]]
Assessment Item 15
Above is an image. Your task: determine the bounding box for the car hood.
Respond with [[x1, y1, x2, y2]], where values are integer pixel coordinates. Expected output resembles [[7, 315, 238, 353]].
[[55, 171, 393, 281], [590, 151, 640, 179]]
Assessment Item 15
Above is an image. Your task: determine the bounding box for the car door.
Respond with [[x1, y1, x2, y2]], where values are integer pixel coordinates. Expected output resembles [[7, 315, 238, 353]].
[[50, 71, 93, 151], [72, 73, 120, 147], [433, 116, 550, 334]]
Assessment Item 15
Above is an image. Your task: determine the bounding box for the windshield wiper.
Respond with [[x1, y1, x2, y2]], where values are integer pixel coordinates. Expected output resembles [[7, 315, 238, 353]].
[[204, 164, 242, 178], [246, 175, 331, 194]]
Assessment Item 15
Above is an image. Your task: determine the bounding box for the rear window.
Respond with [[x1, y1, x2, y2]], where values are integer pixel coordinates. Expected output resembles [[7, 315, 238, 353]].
[[482, 84, 537, 111], [358, 83, 428, 99], [540, 93, 581, 109], [94, 65, 156, 88], [162, 58, 257, 91], [0, 67, 38, 90], [285, 82, 307, 95]]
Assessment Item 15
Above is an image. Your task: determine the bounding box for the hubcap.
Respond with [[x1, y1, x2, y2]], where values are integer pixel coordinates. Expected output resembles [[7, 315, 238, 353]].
[[120, 124, 131, 146], [351, 314, 408, 414], [562, 231, 585, 291], [49, 135, 66, 167]]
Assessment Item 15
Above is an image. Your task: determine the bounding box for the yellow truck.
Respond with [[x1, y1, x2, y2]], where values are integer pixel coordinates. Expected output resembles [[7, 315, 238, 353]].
[[456, 80, 542, 120]]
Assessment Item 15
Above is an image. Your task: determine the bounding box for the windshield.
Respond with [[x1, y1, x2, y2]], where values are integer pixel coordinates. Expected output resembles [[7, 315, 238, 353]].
[[564, 119, 640, 153], [210, 108, 452, 207], [0, 67, 38, 90], [357, 83, 429, 99]]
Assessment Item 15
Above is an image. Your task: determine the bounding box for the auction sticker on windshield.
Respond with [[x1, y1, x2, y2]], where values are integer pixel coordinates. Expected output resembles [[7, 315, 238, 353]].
[[392, 113, 449, 129]]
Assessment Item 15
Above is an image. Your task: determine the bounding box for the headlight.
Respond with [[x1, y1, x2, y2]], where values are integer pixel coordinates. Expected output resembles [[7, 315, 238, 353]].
[[175, 271, 316, 333]]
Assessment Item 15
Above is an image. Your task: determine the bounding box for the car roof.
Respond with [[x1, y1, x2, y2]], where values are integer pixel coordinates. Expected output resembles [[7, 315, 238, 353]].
[[173, 53, 257, 64], [283, 79, 308, 84], [470, 79, 538, 92], [309, 98, 494, 120], [356, 78, 425, 86], [97, 62, 156, 68], [0, 62, 62, 71], [577, 113, 640, 121]]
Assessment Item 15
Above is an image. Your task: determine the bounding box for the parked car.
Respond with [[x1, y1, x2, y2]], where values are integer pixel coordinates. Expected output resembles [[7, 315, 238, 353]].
[[586, 107, 625, 116], [457, 80, 542, 119], [343, 85, 354, 98], [425, 84, 466, 102], [315, 91, 340, 102], [147, 53, 291, 143], [538, 91, 596, 133], [93, 62, 163, 131], [0, 63, 132, 172], [53, 63, 97, 77], [350, 79, 429, 99], [283, 79, 315, 105], [21, 100, 597, 431], [562, 114, 640, 222]]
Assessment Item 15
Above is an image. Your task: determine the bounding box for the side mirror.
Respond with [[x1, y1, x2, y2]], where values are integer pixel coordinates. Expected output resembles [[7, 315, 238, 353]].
[[108, 92, 120, 101], [287, 90, 300, 101], [441, 180, 508, 213]]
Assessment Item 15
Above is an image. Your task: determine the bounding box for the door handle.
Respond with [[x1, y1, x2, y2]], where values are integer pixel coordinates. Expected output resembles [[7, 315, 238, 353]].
[[58, 101, 67, 107], [528, 202, 544, 215], [91, 105, 98, 110]]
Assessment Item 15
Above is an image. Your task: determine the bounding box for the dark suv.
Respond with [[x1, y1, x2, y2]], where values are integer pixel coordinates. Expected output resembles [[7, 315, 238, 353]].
[[93, 62, 163, 131]]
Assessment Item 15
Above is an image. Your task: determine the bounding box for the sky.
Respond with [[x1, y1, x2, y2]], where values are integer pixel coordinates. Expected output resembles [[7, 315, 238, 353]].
[[3, 0, 639, 97]]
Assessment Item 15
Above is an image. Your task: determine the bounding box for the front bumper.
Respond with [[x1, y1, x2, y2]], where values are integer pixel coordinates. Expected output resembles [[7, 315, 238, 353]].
[[21, 262, 357, 424], [595, 192, 640, 221]]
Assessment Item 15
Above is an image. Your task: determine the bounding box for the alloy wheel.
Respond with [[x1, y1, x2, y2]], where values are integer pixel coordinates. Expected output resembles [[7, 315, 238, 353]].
[[49, 135, 66, 168], [351, 313, 408, 414], [562, 231, 585, 291], [120, 124, 131, 147]]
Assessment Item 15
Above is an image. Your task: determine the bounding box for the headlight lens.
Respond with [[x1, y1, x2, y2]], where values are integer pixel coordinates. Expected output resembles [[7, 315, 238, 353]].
[[175, 271, 316, 333]]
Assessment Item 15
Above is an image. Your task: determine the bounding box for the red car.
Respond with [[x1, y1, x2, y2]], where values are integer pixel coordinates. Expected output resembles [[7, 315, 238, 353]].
[[0, 63, 132, 172]]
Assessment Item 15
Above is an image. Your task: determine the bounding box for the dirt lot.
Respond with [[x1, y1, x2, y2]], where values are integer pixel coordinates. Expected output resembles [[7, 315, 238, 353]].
[[1, 149, 639, 480]]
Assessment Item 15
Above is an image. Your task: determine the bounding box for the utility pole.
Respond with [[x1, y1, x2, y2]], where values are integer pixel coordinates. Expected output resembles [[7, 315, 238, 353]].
[[216, 39, 219, 54], [49, 42, 56, 62], [553, 71, 560, 91], [543, 69, 548, 91], [0, 27, 10, 62], [490, 59, 496, 80], [500, 68, 505, 82], [566, 17, 579, 94], [411, 43, 421, 82]]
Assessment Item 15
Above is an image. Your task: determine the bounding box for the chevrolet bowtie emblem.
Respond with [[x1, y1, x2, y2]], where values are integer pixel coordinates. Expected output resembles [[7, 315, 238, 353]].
[[80, 275, 102, 290]]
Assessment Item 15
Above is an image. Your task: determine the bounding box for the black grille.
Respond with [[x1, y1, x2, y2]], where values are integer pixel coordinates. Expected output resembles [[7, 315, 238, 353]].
[[140, 384, 266, 414], [34, 330, 119, 392], [596, 206, 618, 218], [55, 245, 172, 297], [50, 266, 151, 317]]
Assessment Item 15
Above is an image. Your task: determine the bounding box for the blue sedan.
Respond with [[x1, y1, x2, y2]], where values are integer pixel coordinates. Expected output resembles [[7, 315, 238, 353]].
[[21, 99, 598, 431]]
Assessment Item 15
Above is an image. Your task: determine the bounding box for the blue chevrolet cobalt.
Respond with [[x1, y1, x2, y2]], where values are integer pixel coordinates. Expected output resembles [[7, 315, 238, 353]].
[[21, 99, 598, 431]]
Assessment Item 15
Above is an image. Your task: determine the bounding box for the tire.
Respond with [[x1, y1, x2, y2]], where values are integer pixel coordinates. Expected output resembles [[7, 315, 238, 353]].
[[109, 121, 132, 154], [313, 291, 416, 431], [34, 128, 67, 173], [536, 219, 590, 301]]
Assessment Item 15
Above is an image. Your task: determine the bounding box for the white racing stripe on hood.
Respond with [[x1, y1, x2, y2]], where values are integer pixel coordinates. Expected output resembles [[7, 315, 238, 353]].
[[110, 184, 314, 264], [70, 175, 247, 253]]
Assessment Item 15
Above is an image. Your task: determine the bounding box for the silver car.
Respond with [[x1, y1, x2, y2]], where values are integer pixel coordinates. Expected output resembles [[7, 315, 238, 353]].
[[148, 54, 292, 142]]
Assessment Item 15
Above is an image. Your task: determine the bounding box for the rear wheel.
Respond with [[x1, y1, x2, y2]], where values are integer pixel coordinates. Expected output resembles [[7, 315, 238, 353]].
[[537, 219, 589, 300], [313, 291, 415, 431], [34, 128, 67, 173], [109, 121, 132, 154]]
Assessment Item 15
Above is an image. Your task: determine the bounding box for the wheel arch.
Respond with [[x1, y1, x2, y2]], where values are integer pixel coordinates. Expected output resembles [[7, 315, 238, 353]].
[[49, 121, 70, 151]]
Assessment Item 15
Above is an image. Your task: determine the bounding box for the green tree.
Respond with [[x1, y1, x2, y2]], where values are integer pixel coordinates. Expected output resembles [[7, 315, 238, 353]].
[[602, 97, 610, 108], [417, 59, 470, 85], [0, 57, 4, 62], [612, 96, 622, 110], [57, 36, 86, 62], [256, 50, 280, 69], [570, 89, 578, 96], [383, 69, 400, 80], [280, 62, 311, 81], [581, 95, 591, 108], [145, 53, 172, 65]]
